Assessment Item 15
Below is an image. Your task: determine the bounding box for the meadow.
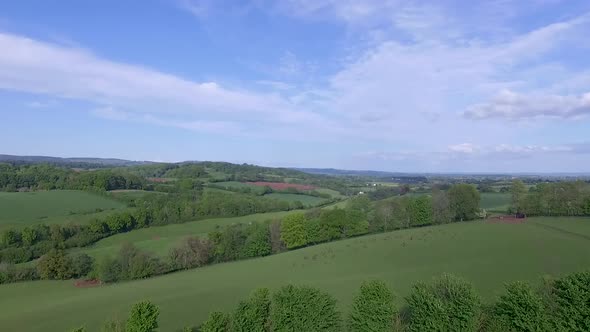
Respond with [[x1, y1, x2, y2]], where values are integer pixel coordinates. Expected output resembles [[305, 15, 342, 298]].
[[1, 216, 589, 331], [0, 191, 127, 231], [264, 192, 327, 206], [73, 210, 301, 259], [479, 192, 511, 212]]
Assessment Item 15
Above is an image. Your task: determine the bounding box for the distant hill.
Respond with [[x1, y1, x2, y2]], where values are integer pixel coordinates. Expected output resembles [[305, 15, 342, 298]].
[[293, 168, 413, 177], [0, 154, 151, 167]]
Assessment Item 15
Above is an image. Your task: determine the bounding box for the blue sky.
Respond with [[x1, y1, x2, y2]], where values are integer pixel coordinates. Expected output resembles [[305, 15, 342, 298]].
[[1, 0, 589, 172]]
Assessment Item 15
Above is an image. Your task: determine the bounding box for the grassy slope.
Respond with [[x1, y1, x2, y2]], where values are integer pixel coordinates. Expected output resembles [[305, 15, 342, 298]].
[[2, 217, 590, 332], [264, 193, 326, 206], [0, 191, 127, 231], [73, 211, 302, 259]]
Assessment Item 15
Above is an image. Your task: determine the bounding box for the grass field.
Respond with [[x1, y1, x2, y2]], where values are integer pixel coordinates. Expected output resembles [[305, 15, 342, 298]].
[[209, 181, 266, 194], [0, 191, 128, 231], [480, 192, 511, 212], [2, 217, 589, 331], [108, 189, 166, 201], [73, 211, 302, 259], [264, 193, 327, 206]]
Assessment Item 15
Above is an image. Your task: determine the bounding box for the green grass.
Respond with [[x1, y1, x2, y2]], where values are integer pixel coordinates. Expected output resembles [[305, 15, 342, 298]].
[[314, 188, 345, 199], [108, 190, 166, 201], [208, 181, 266, 194], [0, 191, 128, 231], [2, 217, 590, 332], [480, 192, 511, 212], [264, 193, 327, 206], [72, 211, 302, 259]]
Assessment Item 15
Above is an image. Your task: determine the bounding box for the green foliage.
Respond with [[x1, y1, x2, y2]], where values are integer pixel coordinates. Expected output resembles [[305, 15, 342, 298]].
[[70, 327, 86, 332], [96, 255, 122, 283], [547, 271, 590, 331], [407, 274, 480, 332], [494, 281, 547, 332], [169, 236, 212, 270], [408, 195, 433, 226], [348, 280, 396, 332], [448, 184, 481, 221], [200, 311, 231, 332], [36, 249, 73, 279], [280, 213, 308, 249], [232, 288, 271, 332], [270, 285, 341, 332], [126, 301, 159, 332], [510, 180, 527, 213]]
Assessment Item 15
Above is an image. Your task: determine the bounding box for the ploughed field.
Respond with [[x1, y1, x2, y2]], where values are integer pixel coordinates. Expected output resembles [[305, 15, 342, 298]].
[[0, 190, 128, 231], [1, 216, 589, 332]]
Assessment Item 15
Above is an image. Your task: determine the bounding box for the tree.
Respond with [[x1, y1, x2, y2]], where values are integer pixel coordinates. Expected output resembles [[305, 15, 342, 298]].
[[271, 285, 341, 332], [510, 180, 527, 214], [70, 253, 94, 278], [408, 196, 433, 226], [547, 271, 590, 331], [232, 288, 271, 332], [200, 311, 231, 332], [348, 280, 396, 332], [126, 301, 159, 332], [96, 255, 121, 283], [406, 274, 480, 332], [494, 281, 547, 332], [21, 227, 39, 246], [269, 220, 285, 254], [36, 249, 73, 280], [448, 184, 481, 221], [431, 187, 451, 224], [169, 236, 212, 270], [280, 213, 308, 249], [1, 229, 22, 247]]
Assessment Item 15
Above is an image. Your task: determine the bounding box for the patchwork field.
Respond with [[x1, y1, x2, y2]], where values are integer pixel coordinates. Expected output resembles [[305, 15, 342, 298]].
[[2, 217, 589, 332], [73, 210, 302, 259], [0, 191, 128, 231]]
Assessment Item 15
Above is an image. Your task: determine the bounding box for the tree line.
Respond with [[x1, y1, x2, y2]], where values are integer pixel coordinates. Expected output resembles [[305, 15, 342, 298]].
[[69, 270, 590, 332], [510, 180, 590, 216], [0, 190, 304, 268]]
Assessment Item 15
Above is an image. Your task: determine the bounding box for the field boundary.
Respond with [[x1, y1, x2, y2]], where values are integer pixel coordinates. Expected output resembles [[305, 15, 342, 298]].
[[528, 220, 590, 242]]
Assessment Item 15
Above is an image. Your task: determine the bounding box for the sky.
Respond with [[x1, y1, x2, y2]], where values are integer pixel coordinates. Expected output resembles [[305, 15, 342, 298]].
[[1, 0, 589, 172]]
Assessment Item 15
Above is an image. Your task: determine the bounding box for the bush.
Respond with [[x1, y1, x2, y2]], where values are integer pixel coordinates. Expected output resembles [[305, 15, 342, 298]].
[[70, 253, 94, 278], [126, 300, 159, 332], [96, 255, 122, 283], [271, 285, 341, 332], [232, 288, 271, 332], [494, 281, 547, 332], [406, 274, 480, 332], [200, 311, 231, 332], [348, 280, 396, 332]]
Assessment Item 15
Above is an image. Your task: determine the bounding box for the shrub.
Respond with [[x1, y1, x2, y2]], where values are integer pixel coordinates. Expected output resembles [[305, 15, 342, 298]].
[[406, 274, 480, 332], [96, 255, 122, 283], [271, 284, 341, 332], [126, 300, 160, 332], [348, 280, 396, 332], [280, 213, 308, 249], [494, 281, 547, 332], [70, 253, 94, 278], [200, 311, 231, 332], [232, 288, 271, 332]]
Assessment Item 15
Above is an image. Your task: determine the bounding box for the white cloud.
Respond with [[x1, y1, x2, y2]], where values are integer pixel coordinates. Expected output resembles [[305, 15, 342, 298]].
[[448, 143, 479, 154], [464, 90, 590, 120]]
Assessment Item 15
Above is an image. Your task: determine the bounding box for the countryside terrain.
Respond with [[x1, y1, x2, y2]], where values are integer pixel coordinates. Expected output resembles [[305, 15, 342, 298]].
[[0, 157, 589, 331]]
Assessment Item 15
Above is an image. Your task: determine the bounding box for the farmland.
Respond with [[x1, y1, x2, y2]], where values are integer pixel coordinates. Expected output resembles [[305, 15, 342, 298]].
[[0, 191, 127, 231], [1, 216, 589, 331], [480, 192, 511, 212], [73, 210, 301, 259], [263, 192, 327, 206]]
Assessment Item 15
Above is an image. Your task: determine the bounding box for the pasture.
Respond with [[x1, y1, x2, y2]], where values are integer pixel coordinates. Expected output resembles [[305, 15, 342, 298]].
[[2, 216, 589, 332], [480, 192, 511, 212], [0, 191, 127, 231], [73, 210, 301, 259], [264, 193, 327, 206]]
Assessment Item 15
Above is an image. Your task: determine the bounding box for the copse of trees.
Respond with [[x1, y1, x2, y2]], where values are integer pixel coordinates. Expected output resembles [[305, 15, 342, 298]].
[[118, 270, 588, 332]]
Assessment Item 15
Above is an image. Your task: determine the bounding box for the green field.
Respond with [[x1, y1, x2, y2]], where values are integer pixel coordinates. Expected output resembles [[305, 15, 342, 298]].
[[209, 181, 265, 194], [2, 217, 589, 331], [480, 192, 511, 212], [73, 211, 301, 259], [264, 193, 327, 206], [108, 189, 166, 201], [0, 191, 128, 230]]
